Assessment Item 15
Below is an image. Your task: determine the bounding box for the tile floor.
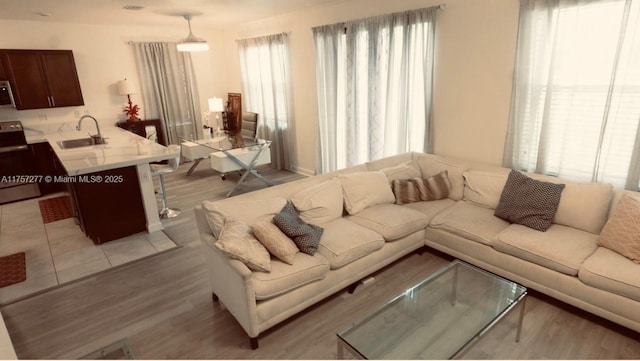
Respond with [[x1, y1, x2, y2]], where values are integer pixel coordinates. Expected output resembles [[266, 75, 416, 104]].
[[0, 192, 178, 305]]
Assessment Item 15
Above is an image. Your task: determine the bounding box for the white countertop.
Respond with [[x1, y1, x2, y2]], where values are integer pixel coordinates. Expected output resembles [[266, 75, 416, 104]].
[[28, 127, 178, 176]]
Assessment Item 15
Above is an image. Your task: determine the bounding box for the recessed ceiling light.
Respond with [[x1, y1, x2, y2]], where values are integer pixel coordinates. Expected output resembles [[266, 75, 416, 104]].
[[123, 5, 145, 10], [34, 12, 52, 17]]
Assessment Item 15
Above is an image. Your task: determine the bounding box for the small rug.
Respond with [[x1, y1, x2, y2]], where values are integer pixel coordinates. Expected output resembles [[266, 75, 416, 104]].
[[38, 195, 73, 224], [81, 339, 135, 359], [0, 252, 26, 288]]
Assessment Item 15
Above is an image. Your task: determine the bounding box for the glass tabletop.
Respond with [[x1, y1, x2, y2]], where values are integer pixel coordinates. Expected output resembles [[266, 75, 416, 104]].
[[182, 134, 270, 152], [337, 260, 527, 359]]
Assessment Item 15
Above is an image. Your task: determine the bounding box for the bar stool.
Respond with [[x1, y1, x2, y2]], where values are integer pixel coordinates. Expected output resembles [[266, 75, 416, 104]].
[[151, 144, 181, 218]]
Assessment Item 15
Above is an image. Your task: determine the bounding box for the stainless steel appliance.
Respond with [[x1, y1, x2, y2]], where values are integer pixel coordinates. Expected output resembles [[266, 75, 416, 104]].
[[0, 81, 16, 108], [0, 120, 41, 204]]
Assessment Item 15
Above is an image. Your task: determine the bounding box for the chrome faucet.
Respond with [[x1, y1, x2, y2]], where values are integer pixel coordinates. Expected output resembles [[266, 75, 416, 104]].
[[76, 115, 105, 144]]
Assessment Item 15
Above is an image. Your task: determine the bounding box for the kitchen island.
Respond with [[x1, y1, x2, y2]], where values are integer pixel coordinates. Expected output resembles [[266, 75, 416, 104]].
[[27, 126, 178, 243]]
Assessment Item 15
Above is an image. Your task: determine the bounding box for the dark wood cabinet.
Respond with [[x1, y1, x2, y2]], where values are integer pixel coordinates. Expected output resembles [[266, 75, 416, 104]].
[[1, 49, 84, 110], [30, 142, 66, 195], [67, 166, 147, 244], [0, 59, 5, 79], [117, 119, 167, 146]]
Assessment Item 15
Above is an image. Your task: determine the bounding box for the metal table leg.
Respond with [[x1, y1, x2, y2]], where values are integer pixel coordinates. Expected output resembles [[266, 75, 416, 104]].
[[223, 143, 273, 197], [186, 158, 203, 175]]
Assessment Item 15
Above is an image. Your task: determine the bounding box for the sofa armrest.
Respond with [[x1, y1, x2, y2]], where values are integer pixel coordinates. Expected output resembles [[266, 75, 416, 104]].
[[0, 311, 17, 359], [196, 206, 260, 337]]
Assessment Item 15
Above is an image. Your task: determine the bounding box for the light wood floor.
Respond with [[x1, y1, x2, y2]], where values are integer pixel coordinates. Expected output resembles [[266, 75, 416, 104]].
[[2, 161, 640, 359]]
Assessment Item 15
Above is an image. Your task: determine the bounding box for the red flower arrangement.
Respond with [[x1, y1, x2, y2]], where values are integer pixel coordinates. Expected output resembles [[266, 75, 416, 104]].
[[123, 95, 140, 122]]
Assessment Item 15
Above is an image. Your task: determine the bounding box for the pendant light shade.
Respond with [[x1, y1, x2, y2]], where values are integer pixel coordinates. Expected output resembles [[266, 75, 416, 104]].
[[177, 15, 209, 52]]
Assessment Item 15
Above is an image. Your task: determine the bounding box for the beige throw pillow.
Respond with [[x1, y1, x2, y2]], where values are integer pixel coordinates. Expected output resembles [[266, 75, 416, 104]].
[[380, 161, 421, 182], [338, 171, 396, 215], [598, 194, 640, 263], [291, 178, 343, 225], [202, 197, 287, 238], [252, 221, 299, 264], [215, 217, 271, 272]]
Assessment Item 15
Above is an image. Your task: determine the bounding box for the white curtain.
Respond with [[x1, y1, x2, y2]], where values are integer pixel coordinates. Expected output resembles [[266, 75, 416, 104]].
[[504, 0, 640, 190], [313, 7, 437, 173], [238, 33, 293, 170], [132, 42, 201, 145]]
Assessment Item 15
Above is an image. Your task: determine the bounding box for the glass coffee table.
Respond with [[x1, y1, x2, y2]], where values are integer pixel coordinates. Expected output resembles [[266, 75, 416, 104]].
[[337, 260, 527, 359]]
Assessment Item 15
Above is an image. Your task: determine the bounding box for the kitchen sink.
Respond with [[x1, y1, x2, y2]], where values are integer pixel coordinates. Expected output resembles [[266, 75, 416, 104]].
[[56, 137, 104, 149]]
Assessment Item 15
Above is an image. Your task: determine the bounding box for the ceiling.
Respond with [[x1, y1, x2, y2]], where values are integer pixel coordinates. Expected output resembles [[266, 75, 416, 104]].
[[0, 0, 340, 29]]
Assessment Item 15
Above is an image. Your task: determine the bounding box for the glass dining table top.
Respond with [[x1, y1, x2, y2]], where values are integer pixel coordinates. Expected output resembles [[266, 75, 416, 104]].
[[184, 133, 270, 152], [337, 260, 527, 359]]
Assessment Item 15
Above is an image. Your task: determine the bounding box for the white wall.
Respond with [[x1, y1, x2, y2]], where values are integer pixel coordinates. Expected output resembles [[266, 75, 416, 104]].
[[221, 0, 520, 174], [0, 19, 225, 137]]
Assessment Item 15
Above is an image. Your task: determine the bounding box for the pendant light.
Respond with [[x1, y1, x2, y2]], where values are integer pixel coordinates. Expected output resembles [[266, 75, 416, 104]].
[[177, 15, 209, 52]]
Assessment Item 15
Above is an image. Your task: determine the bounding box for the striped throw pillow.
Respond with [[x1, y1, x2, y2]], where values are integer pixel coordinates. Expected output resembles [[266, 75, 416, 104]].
[[392, 170, 451, 205]]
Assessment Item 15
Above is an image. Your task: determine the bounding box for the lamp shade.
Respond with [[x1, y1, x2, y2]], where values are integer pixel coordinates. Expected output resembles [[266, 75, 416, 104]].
[[117, 79, 136, 95], [208, 97, 224, 112]]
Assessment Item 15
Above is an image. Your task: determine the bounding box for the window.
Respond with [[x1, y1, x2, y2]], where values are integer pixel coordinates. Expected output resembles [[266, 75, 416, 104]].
[[238, 33, 293, 170], [505, 0, 640, 190], [313, 7, 437, 173]]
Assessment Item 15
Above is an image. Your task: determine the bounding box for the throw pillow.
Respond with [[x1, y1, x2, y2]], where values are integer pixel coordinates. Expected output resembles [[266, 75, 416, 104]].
[[391, 170, 451, 205], [338, 171, 396, 214], [494, 170, 565, 232], [214, 217, 271, 272], [202, 197, 287, 238], [273, 202, 324, 255], [291, 178, 344, 225], [252, 221, 299, 264], [598, 194, 640, 263], [380, 161, 421, 182]]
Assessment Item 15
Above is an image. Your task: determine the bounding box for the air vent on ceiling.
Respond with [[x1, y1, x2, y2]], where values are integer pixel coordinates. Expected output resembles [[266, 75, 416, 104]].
[[122, 5, 145, 11]]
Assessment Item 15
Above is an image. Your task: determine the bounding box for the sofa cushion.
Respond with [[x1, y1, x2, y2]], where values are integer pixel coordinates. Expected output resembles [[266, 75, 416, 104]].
[[414, 154, 466, 200], [202, 197, 287, 238], [530, 174, 613, 234], [579, 247, 640, 302], [430, 201, 510, 246], [215, 218, 271, 272], [380, 161, 421, 182], [252, 221, 299, 264], [463, 168, 510, 209], [347, 203, 429, 241], [273, 202, 324, 256], [290, 178, 344, 226], [402, 198, 457, 222], [316, 218, 385, 269], [338, 171, 396, 214], [253, 252, 330, 300], [494, 170, 565, 232], [391, 171, 451, 205], [597, 194, 640, 263], [495, 224, 599, 276]]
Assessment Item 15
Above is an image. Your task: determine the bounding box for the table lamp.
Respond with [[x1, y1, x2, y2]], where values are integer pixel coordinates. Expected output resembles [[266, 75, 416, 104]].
[[117, 79, 140, 122], [208, 97, 225, 136]]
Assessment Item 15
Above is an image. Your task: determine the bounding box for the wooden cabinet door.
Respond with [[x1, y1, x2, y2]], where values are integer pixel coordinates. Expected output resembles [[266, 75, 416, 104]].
[[228, 93, 242, 133], [40, 50, 84, 107], [1, 49, 84, 110], [3, 50, 50, 109]]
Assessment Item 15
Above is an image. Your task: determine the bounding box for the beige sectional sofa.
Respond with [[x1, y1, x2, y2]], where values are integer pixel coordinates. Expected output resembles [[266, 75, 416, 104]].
[[195, 152, 640, 349]]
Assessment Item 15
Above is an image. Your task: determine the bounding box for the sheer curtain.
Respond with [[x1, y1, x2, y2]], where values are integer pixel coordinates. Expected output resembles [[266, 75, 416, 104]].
[[132, 42, 200, 144], [238, 33, 293, 170], [504, 0, 640, 190], [313, 7, 437, 173]]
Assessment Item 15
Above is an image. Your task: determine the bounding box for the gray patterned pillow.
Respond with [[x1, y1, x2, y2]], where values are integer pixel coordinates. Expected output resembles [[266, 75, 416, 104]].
[[494, 170, 565, 232], [273, 202, 324, 255]]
